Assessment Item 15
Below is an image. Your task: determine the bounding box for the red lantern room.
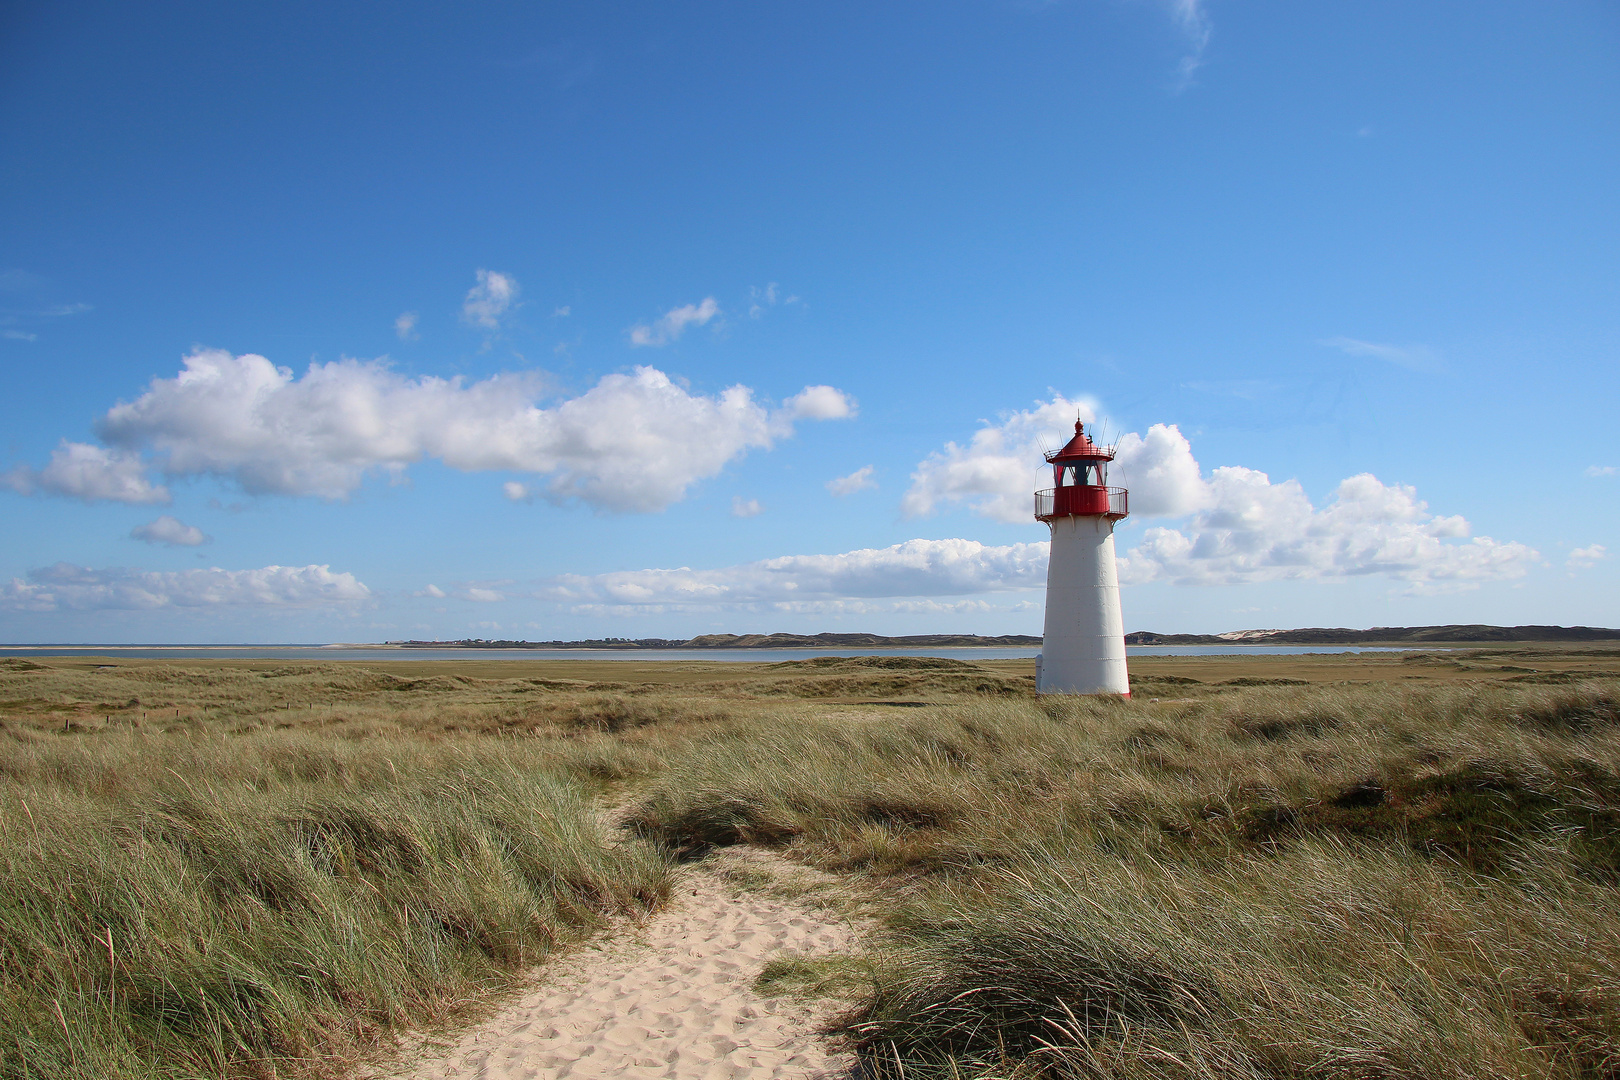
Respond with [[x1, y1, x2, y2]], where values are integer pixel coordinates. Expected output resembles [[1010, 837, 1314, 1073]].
[[1034, 421, 1129, 522]]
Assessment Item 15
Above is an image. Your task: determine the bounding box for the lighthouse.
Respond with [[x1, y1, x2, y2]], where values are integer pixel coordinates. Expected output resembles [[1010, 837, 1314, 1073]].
[[1035, 421, 1130, 695]]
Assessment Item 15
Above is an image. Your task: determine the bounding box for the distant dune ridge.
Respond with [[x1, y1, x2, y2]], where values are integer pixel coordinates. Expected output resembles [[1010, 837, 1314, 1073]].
[[396, 625, 1620, 649], [1124, 624, 1620, 645], [392, 632, 1043, 649]]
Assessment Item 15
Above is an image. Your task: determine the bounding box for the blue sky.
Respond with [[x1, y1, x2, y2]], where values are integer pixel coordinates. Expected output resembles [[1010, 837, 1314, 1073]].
[[2, 0, 1616, 643]]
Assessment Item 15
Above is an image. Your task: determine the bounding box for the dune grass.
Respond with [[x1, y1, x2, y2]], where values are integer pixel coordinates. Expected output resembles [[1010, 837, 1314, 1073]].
[[626, 678, 1620, 1078], [848, 842, 1620, 1079], [6, 654, 1620, 1078], [0, 726, 671, 1080]]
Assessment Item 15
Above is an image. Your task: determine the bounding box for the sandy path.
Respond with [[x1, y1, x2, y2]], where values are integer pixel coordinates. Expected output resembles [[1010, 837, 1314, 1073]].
[[382, 848, 861, 1080]]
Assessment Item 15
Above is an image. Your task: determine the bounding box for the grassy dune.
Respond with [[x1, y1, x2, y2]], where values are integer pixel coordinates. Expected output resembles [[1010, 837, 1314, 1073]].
[[627, 676, 1620, 1079], [3, 649, 1619, 1078], [0, 660, 673, 1079]]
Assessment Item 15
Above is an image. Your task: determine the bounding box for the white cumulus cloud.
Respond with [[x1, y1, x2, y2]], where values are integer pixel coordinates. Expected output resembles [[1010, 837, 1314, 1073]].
[[1118, 471, 1537, 592], [1568, 544, 1606, 571], [1, 563, 370, 612], [50, 349, 849, 512], [902, 395, 1099, 523], [827, 465, 877, 496], [131, 515, 208, 547], [629, 297, 719, 347], [1586, 466, 1617, 478], [783, 385, 855, 420], [395, 311, 418, 340], [462, 270, 518, 330], [1112, 424, 1210, 518], [731, 496, 763, 518], [904, 393, 1538, 593], [2, 441, 170, 504], [902, 394, 1111, 523]]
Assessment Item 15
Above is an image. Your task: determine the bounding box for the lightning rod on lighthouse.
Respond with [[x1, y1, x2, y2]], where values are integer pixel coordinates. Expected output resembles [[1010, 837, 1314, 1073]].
[[1034, 420, 1130, 695]]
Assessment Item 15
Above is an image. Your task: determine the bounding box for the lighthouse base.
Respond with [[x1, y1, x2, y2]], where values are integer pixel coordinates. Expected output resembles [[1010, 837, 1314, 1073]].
[[1038, 515, 1129, 696]]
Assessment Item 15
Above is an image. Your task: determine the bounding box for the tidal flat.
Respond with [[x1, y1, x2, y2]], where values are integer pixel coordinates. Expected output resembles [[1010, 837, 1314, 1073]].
[[3, 646, 1619, 1079]]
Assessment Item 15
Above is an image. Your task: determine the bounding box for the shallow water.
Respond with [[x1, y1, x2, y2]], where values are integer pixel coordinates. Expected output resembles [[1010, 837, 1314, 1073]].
[[0, 644, 1431, 662]]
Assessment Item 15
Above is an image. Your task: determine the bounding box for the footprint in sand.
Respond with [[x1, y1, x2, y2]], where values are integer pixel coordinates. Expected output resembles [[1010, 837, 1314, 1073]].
[[383, 848, 861, 1080]]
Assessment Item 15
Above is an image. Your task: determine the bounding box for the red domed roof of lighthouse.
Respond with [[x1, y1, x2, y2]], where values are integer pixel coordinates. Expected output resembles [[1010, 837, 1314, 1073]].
[[1044, 421, 1114, 463]]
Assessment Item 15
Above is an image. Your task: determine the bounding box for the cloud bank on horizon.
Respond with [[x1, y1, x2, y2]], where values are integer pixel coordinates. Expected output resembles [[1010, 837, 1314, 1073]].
[[534, 469, 1537, 616], [538, 537, 1050, 613], [1, 373, 1542, 619], [2, 563, 369, 613], [381, 389, 1544, 618]]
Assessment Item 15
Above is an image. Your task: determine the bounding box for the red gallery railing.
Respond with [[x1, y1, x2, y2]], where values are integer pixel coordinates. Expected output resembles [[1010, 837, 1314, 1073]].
[[1035, 486, 1128, 520]]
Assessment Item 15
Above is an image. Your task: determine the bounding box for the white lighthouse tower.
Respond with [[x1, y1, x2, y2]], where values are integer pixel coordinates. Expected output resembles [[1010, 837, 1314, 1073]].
[[1035, 421, 1130, 695]]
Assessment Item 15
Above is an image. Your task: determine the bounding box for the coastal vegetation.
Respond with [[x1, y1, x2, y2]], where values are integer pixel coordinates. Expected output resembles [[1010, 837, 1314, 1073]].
[[2, 647, 1618, 1078]]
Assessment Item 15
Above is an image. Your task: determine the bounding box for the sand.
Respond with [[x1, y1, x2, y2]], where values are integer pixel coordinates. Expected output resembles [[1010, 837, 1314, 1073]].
[[381, 848, 862, 1080]]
